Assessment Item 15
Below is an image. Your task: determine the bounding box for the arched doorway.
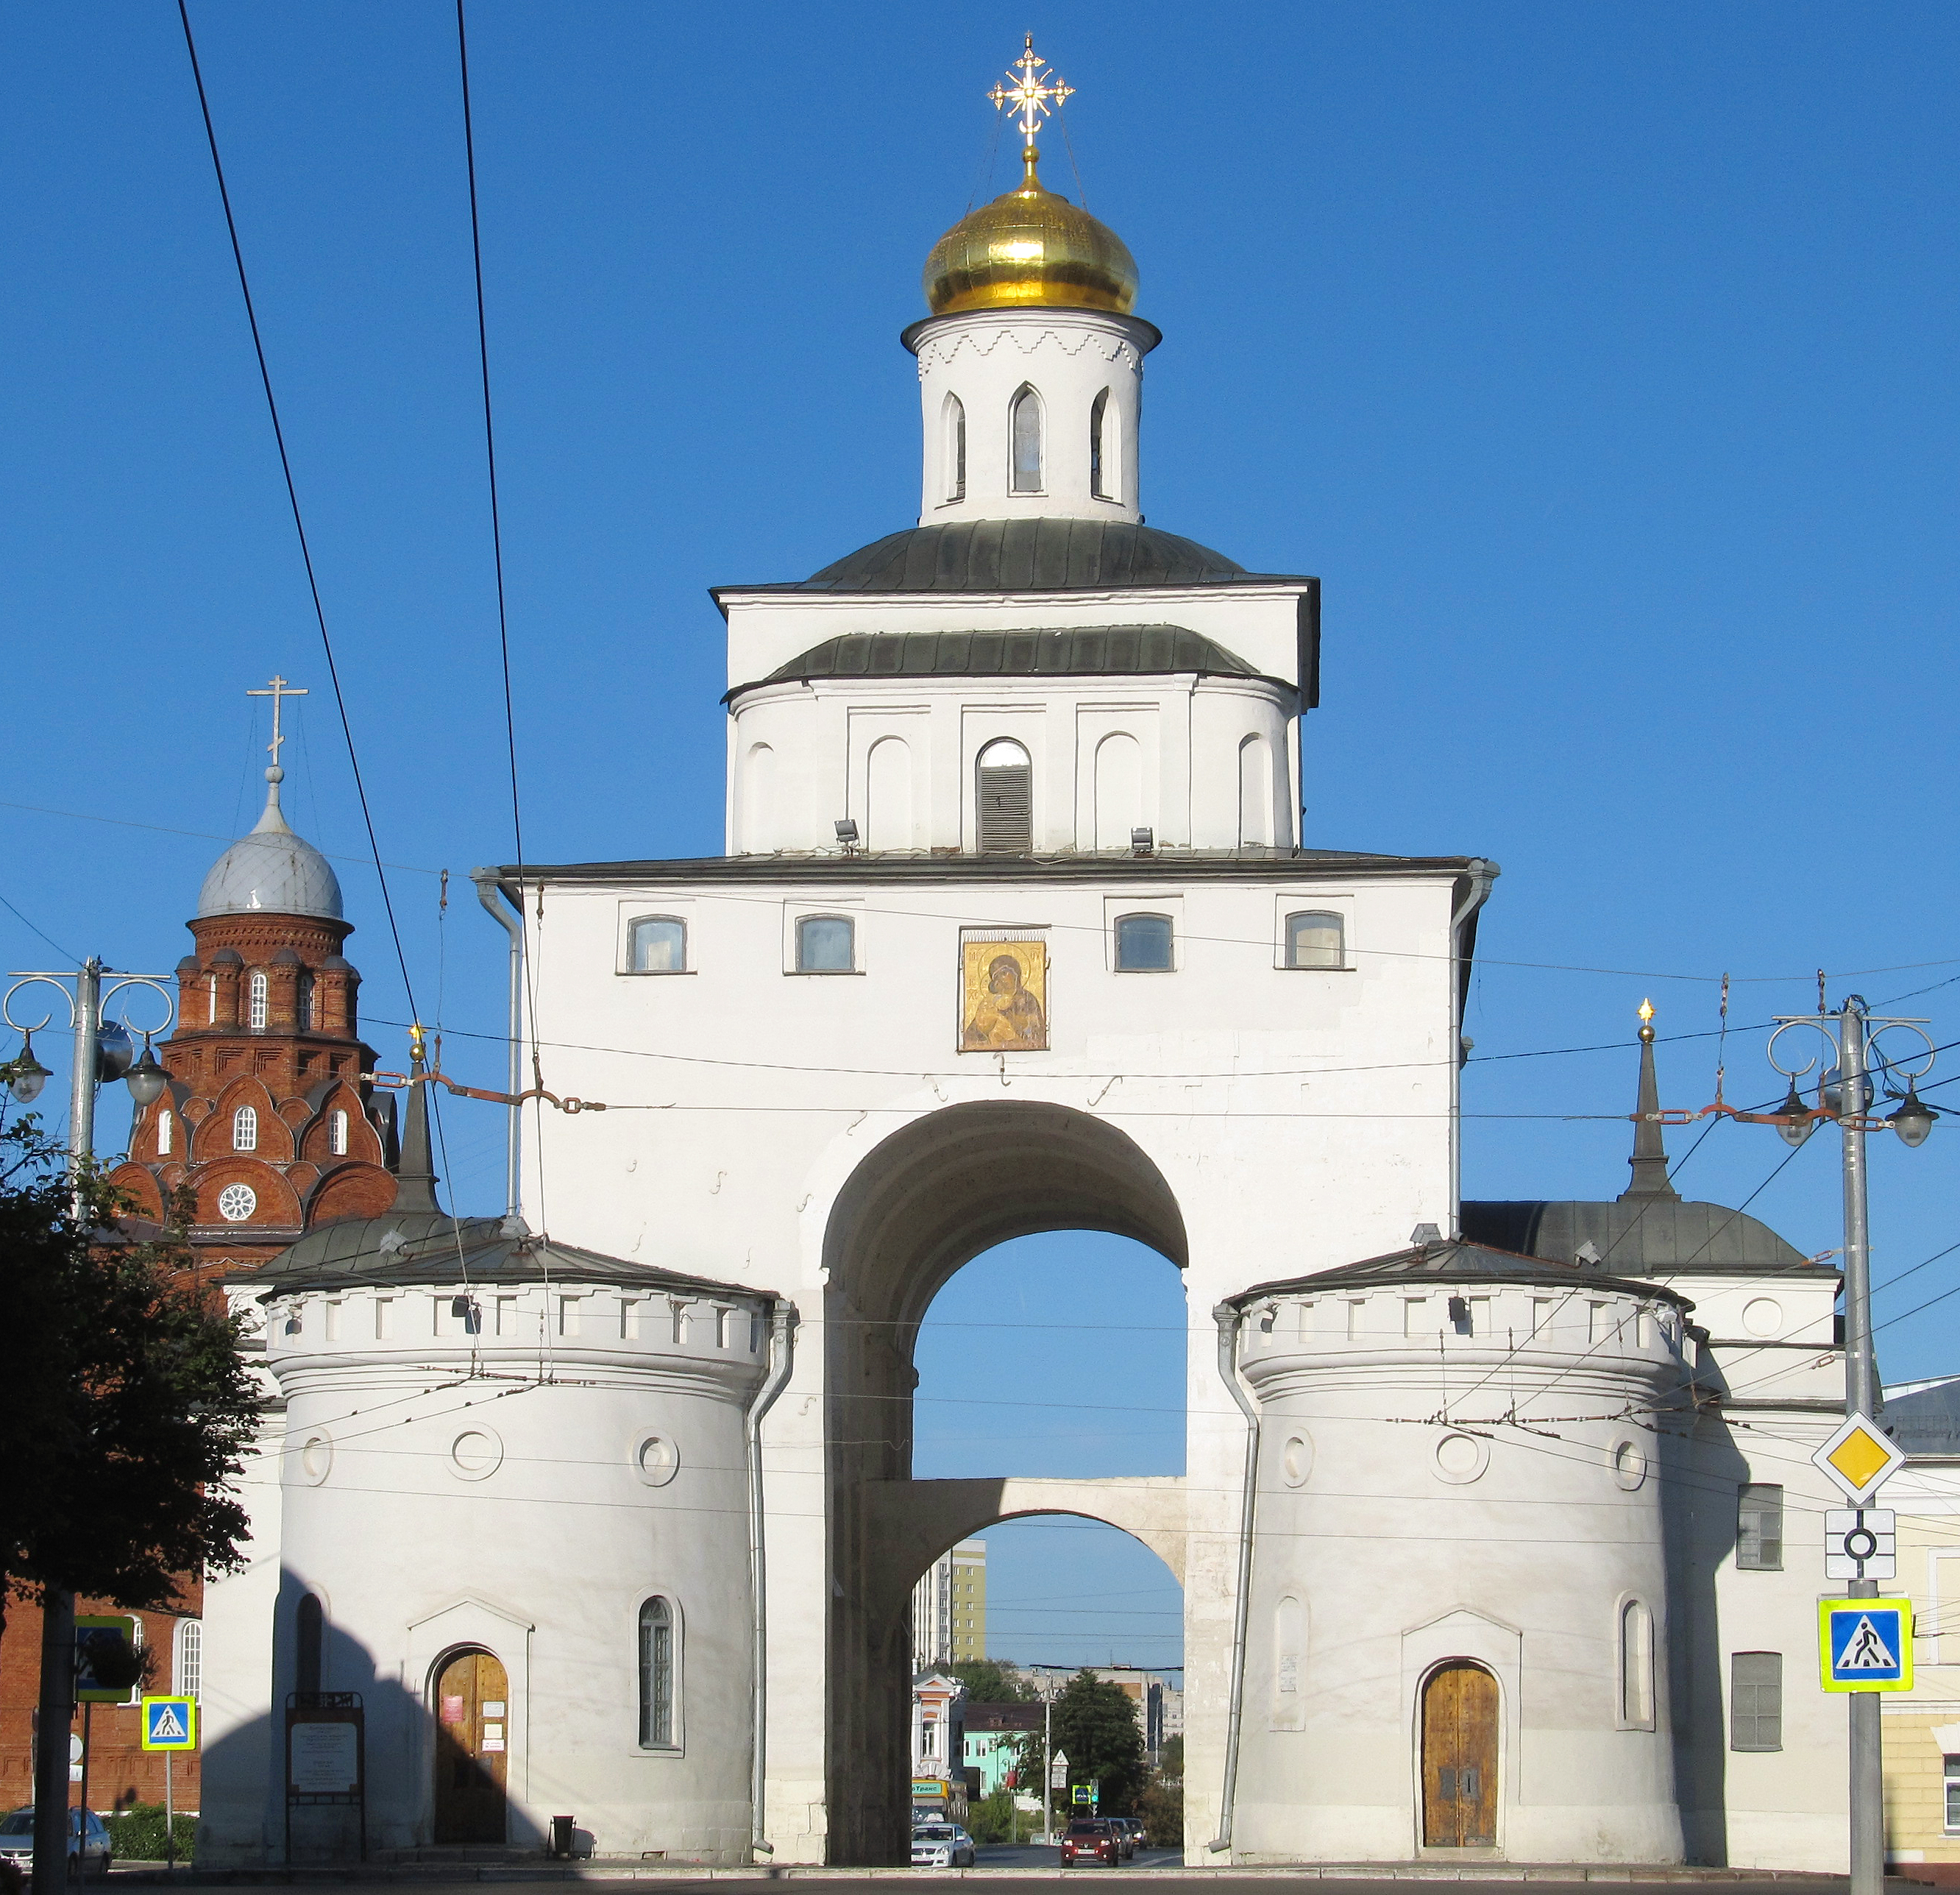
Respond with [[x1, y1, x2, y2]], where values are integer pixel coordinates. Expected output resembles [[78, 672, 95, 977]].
[[820, 1101, 1187, 1864], [1420, 1662, 1497, 1849], [433, 1648, 508, 1845]]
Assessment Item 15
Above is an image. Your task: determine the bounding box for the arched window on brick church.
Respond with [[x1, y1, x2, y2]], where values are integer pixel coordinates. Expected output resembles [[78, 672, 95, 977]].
[[297, 971, 315, 1032], [329, 1109, 349, 1157], [157, 1108, 174, 1156], [233, 1105, 258, 1152], [248, 971, 268, 1030], [174, 1618, 203, 1700]]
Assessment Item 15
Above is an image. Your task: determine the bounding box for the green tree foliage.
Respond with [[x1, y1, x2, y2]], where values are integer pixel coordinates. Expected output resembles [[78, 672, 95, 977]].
[[0, 1099, 258, 1612], [1137, 1735, 1183, 1846], [1050, 1669, 1146, 1815], [965, 1788, 1018, 1844], [948, 1657, 1032, 1703]]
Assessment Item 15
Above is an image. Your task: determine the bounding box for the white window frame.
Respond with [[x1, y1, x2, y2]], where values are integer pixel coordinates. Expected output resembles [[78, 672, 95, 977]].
[[328, 1109, 349, 1157], [232, 1105, 259, 1152], [1273, 893, 1354, 971], [248, 970, 268, 1030], [783, 901, 864, 976], [1007, 383, 1044, 495], [174, 1618, 203, 1700], [1112, 910, 1176, 974], [157, 1108, 174, 1156]]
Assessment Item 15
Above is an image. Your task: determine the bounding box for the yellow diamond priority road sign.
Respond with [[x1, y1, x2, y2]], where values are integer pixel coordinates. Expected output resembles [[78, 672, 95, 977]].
[[1811, 1414, 1906, 1503]]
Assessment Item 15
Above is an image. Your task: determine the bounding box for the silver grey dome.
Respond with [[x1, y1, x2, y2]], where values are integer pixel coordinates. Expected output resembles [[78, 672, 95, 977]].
[[197, 773, 343, 921]]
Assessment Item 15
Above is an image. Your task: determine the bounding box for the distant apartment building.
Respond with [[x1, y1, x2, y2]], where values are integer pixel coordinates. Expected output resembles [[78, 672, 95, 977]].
[[911, 1538, 987, 1671]]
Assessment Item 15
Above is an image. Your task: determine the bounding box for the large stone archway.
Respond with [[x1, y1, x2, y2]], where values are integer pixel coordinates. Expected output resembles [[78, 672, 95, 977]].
[[820, 1100, 1188, 1864]]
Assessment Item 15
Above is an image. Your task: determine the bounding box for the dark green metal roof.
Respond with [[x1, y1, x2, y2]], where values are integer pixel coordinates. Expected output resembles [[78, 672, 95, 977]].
[[237, 1210, 761, 1300], [1232, 1239, 1691, 1308], [715, 520, 1313, 596], [1460, 1199, 1822, 1278], [731, 624, 1282, 701]]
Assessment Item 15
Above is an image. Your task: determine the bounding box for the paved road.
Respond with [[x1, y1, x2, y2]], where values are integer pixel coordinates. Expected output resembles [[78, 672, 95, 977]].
[[974, 1846, 1185, 1869]]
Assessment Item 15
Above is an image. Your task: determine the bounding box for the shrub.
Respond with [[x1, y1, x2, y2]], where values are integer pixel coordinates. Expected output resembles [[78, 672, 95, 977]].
[[103, 1804, 195, 1863]]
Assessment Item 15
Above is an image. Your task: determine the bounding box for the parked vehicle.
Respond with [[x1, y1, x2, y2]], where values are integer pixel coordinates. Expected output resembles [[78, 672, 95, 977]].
[[1109, 1816, 1140, 1858], [1060, 1817, 1120, 1866], [910, 1821, 976, 1868], [0, 1809, 113, 1877]]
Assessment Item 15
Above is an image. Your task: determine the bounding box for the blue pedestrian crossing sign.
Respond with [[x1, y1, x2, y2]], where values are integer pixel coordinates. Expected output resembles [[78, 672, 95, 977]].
[[1818, 1599, 1913, 1693], [140, 1696, 197, 1751]]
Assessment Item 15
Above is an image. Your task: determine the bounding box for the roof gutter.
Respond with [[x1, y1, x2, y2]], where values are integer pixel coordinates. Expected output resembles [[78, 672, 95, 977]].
[[1206, 1302, 1260, 1859], [470, 869, 525, 1219], [1448, 861, 1499, 1238], [748, 1301, 799, 1861]]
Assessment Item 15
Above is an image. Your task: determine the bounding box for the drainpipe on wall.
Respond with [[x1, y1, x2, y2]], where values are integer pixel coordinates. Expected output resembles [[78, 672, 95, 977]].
[[1446, 860, 1499, 1236], [746, 1302, 799, 1861], [1207, 1303, 1260, 1857], [470, 870, 525, 1218]]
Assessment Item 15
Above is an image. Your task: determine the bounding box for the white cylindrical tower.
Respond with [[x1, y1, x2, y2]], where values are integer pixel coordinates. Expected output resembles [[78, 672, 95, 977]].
[[906, 146, 1159, 525], [245, 1212, 773, 1866], [1221, 1240, 1693, 1866]]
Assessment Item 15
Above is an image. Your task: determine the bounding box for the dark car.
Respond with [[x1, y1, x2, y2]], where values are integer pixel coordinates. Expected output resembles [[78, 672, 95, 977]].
[[0, 1809, 113, 1877], [1060, 1817, 1119, 1866], [1109, 1816, 1140, 1859]]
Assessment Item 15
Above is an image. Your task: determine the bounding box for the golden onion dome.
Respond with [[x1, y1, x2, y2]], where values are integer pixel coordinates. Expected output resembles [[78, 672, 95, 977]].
[[923, 147, 1138, 318]]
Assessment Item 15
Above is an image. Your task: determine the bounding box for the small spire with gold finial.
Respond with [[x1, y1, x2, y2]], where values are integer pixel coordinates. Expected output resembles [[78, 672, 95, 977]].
[[989, 35, 1073, 185], [1621, 998, 1679, 1202]]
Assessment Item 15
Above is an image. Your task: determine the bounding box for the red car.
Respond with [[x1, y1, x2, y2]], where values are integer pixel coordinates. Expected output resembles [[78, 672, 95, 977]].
[[1061, 1818, 1120, 1866]]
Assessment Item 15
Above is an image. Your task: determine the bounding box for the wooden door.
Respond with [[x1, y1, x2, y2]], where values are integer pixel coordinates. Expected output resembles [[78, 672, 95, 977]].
[[1421, 1662, 1497, 1847], [433, 1649, 508, 1845]]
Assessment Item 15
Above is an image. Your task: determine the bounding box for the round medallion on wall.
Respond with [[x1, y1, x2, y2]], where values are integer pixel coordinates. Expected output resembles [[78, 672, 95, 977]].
[[1279, 1433, 1313, 1489], [633, 1435, 681, 1487], [217, 1183, 258, 1223], [449, 1428, 503, 1481], [297, 1431, 333, 1486], [1432, 1430, 1489, 1485], [1741, 1297, 1783, 1338], [1611, 1438, 1648, 1491]]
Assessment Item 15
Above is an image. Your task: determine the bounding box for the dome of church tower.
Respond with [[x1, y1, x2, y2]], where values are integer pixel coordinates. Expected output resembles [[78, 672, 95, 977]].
[[923, 148, 1138, 316], [196, 768, 343, 921]]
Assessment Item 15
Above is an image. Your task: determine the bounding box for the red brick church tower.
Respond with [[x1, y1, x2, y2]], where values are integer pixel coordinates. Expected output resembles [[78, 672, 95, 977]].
[[107, 683, 402, 1269], [4, 684, 422, 1824]]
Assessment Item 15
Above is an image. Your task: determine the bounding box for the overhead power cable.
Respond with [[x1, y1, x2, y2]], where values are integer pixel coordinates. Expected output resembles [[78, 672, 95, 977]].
[[174, 0, 419, 1019]]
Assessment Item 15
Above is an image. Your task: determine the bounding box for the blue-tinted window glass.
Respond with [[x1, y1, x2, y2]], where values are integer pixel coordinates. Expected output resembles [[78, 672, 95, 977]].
[[1115, 913, 1173, 972], [797, 915, 855, 972], [630, 917, 686, 972]]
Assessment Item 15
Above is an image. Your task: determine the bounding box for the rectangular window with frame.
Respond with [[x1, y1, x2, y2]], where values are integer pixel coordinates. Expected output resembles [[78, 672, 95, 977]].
[[1736, 1484, 1784, 1570], [1945, 1757, 1960, 1832], [1729, 1651, 1781, 1751]]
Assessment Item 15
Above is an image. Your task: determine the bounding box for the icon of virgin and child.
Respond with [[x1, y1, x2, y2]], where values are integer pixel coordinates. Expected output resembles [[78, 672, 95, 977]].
[[959, 942, 1048, 1052]]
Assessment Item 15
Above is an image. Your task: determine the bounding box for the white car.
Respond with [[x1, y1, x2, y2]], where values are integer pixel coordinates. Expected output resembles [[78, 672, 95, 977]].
[[910, 1821, 977, 1868], [0, 1807, 113, 1876]]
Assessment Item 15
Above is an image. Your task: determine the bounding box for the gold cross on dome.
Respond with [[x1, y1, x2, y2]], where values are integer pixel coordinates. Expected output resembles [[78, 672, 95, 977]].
[[988, 35, 1073, 149], [246, 673, 308, 771]]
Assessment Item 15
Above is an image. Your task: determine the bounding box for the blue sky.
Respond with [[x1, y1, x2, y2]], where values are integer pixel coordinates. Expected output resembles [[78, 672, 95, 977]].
[[4, 3, 1957, 1671]]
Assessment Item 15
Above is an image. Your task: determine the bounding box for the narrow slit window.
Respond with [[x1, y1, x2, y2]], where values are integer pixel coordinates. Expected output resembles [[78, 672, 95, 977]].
[[1090, 388, 1110, 498], [628, 917, 687, 973], [1729, 1651, 1781, 1751], [795, 915, 855, 973], [1736, 1484, 1783, 1570], [296, 971, 315, 1031], [157, 1109, 174, 1156], [945, 394, 966, 502], [976, 738, 1033, 854], [1619, 1599, 1655, 1729], [1285, 911, 1345, 969], [1009, 386, 1043, 493], [329, 1109, 349, 1157], [248, 971, 268, 1030], [207, 974, 218, 1024], [295, 1594, 323, 1697], [1115, 913, 1174, 972], [639, 1597, 675, 1747], [232, 1105, 259, 1152]]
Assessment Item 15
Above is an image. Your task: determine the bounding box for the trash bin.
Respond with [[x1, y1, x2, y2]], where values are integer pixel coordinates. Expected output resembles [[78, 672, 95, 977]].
[[550, 1816, 575, 1860]]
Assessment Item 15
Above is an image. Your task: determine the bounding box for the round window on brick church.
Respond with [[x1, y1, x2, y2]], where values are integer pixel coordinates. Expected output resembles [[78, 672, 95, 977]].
[[218, 1183, 258, 1222]]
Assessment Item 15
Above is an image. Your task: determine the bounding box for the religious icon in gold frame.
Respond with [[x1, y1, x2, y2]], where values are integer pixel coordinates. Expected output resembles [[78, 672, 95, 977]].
[[959, 938, 1048, 1052]]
